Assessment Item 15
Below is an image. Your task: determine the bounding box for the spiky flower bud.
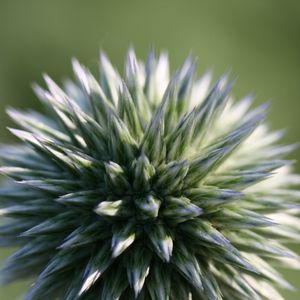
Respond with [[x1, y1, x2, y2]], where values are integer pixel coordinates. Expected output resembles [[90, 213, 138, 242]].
[[0, 49, 299, 300]]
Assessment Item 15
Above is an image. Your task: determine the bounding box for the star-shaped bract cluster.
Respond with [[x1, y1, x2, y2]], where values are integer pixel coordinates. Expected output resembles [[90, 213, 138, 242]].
[[0, 49, 299, 300]]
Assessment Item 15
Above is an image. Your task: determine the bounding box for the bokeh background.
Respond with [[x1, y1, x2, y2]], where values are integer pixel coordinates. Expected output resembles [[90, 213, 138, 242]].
[[0, 0, 299, 299]]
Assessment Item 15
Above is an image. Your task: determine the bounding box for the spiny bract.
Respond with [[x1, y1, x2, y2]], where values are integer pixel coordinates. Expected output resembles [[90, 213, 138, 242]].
[[0, 49, 299, 300]]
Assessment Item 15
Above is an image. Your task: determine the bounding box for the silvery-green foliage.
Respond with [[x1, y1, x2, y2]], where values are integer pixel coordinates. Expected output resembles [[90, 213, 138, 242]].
[[0, 48, 299, 300]]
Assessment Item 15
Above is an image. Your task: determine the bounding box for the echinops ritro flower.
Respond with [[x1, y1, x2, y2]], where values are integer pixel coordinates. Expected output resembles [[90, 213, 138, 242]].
[[0, 49, 299, 300]]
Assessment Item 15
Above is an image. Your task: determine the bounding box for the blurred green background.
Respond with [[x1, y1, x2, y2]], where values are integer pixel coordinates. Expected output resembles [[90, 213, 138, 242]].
[[0, 0, 299, 299]]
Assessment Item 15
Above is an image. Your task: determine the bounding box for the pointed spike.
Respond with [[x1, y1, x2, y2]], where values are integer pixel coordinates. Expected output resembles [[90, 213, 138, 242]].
[[186, 187, 243, 208], [104, 161, 131, 193], [101, 264, 129, 300], [140, 98, 167, 164], [7, 108, 69, 143], [111, 223, 136, 258], [99, 50, 121, 105], [94, 200, 129, 218], [191, 74, 233, 144], [134, 195, 161, 220], [180, 219, 231, 248], [211, 247, 259, 274], [189, 70, 213, 108], [187, 104, 268, 185], [79, 243, 112, 295], [146, 224, 173, 262], [166, 109, 197, 160], [162, 196, 203, 224], [72, 58, 91, 94], [118, 81, 143, 138], [20, 213, 75, 236], [131, 155, 155, 192], [125, 246, 152, 298], [147, 260, 171, 300], [171, 242, 203, 290], [108, 114, 138, 163], [154, 160, 189, 194]]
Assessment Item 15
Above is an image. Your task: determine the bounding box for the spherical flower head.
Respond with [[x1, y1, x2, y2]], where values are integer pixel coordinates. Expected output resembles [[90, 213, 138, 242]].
[[0, 48, 299, 300]]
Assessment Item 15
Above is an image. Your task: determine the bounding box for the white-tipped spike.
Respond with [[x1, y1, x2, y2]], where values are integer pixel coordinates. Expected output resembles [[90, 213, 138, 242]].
[[189, 70, 213, 108], [72, 58, 91, 94], [94, 200, 124, 217], [112, 232, 135, 258], [79, 270, 101, 296]]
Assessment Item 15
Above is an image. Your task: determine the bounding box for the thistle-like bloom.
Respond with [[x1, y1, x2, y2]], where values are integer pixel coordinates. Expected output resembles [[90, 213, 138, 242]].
[[0, 49, 299, 300]]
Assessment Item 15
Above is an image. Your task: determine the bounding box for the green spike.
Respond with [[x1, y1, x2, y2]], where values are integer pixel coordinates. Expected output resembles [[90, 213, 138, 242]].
[[79, 243, 113, 295], [162, 196, 203, 224], [134, 195, 161, 220], [179, 219, 231, 248], [101, 264, 129, 299], [154, 160, 189, 194], [111, 223, 136, 258], [171, 242, 203, 290], [20, 212, 76, 236], [166, 109, 197, 160], [131, 155, 155, 192], [146, 260, 171, 300], [108, 114, 138, 163], [104, 161, 131, 193], [140, 100, 166, 165], [99, 51, 121, 105], [58, 222, 109, 249], [186, 107, 267, 186], [146, 224, 173, 262], [186, 186, 242, 208], [94, 200, 130, 218], [192, 75, 233, 144], [118, 81, 143, 138], [125, 246, 152, 298]]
